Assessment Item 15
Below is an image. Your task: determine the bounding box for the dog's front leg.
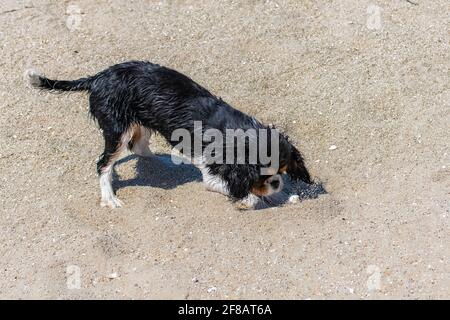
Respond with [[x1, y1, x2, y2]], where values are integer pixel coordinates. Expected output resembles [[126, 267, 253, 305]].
[[200, 168, 229, 196], [235, 194, 260, 210], [201, 168, 260, 209]]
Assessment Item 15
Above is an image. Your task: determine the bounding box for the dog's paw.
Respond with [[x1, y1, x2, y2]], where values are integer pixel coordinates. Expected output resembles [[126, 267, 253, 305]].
[[100, 197, 124, 209], [235, 201, 253, 211], [235, 194, 259, 211]]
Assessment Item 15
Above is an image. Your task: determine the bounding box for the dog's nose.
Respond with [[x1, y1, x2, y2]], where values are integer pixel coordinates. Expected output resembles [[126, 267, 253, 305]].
[[270, 179, 280, 189]]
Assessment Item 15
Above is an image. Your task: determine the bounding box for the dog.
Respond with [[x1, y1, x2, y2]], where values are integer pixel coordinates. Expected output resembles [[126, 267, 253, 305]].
[[27, 61, 312, 209]]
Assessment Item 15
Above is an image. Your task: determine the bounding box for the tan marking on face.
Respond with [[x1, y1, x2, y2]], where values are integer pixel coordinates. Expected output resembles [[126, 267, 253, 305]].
[[251, 176, 272, 197], [251, 184, 270, 196]]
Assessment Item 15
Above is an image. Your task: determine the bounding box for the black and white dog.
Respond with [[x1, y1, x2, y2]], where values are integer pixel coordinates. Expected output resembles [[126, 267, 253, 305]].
[[27, 61, 312, 209]]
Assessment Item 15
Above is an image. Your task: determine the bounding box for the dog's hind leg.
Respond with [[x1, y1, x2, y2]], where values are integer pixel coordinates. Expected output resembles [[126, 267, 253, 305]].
[[129, 126, 154, 158], [97, 128, 132, 208]]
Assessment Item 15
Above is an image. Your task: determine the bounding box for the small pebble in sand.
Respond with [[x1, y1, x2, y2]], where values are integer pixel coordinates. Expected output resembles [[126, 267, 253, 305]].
[[329, 145, 337, 150], [207, 287, 217, 293], [107, 272, 119, 279], [289, 195, 300, 204]]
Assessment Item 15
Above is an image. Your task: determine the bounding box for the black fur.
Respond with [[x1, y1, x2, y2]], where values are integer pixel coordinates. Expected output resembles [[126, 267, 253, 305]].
[[32, 61, 312, 202]]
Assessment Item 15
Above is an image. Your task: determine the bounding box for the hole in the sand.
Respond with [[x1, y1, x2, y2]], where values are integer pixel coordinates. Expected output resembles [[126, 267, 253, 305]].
[[256, 177, 327, 209]]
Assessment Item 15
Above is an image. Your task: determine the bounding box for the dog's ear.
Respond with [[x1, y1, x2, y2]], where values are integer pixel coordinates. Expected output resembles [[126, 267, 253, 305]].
[[287, 146, 312, 184], [226, 165, 259, 200]]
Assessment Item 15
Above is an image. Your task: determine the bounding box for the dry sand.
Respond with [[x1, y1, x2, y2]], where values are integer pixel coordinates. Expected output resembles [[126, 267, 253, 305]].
[[0, 0, 449, 299]]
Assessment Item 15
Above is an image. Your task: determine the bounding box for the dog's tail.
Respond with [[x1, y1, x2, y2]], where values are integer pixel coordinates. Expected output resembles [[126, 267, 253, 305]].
[[26, 69, 94, 92]]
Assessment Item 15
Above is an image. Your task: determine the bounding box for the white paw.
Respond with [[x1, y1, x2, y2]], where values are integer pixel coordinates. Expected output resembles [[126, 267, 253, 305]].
[[100, 196, 124, 209], [235, 201, 254, 211], [236, 194, 260, 210]]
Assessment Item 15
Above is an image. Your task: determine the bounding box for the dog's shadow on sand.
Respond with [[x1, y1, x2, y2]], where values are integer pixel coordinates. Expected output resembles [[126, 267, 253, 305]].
[[113, 154, 327, 209], [113, 154, 202, 191]]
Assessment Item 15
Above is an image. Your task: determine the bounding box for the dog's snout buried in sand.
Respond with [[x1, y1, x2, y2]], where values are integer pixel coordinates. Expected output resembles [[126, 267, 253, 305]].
[[27, 61, 324, 210]]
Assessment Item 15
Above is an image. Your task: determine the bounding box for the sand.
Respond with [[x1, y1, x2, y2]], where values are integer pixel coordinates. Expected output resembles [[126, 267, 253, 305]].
[[0, 0, 448, 299]]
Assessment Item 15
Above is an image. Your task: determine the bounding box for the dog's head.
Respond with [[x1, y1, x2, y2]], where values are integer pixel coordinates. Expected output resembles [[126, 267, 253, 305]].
[[217, 129, 312, 202], [217, 164, 283, 201], [278, 132, 312, 184]]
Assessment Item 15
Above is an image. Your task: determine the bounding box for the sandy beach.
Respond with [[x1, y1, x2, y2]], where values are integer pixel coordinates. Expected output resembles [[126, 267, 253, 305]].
[[0, 0, 448, 299]]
